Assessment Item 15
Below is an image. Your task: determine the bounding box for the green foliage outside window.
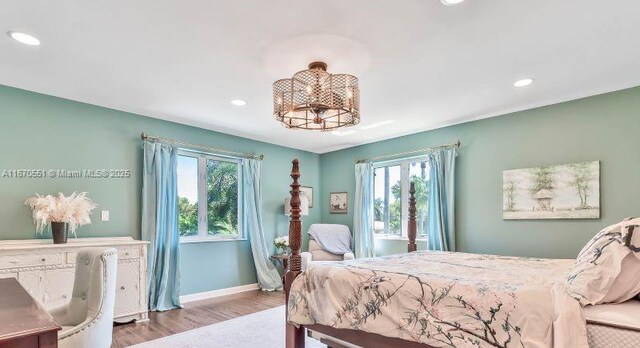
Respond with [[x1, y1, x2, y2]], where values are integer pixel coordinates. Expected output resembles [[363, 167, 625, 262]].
[[177, 157, 240, 237], [390, 175, 429, 236], [374, 161, 430, 237], [178, 197, 198, 236], [206, 160, 238, 235]]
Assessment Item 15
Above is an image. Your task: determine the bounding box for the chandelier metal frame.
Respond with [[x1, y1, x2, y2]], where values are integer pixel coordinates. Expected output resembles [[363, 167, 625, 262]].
[[273, 61, 360, 131]]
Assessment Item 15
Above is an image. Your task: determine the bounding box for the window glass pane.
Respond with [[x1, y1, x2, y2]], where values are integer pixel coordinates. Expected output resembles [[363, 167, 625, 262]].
[[177, 155, 199, 237], [207, 159, 239, 236], [373, 165, 401, 236], [409, 161, 429, 237]]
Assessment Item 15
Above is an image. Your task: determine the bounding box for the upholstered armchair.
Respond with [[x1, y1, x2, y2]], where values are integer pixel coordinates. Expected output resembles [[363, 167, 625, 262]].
[[301, 224, 355, 270], [49, 248, 118, 348]]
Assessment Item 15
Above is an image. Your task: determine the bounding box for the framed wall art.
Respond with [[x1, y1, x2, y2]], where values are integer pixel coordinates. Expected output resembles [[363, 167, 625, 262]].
[[329, 192, 348, 214], [503, 161, 600, 220]]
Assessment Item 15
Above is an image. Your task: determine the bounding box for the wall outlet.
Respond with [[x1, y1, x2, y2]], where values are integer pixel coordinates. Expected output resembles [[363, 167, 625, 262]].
[[101, 210, 110, 222]]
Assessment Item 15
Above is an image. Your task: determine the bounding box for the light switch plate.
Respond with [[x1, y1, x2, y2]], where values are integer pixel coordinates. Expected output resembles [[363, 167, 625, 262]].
[[101, 210, 110, 222]]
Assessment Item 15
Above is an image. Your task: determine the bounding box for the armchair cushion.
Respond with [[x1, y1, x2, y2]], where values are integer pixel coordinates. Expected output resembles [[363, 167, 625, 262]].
[[308, 240, 344, 261]]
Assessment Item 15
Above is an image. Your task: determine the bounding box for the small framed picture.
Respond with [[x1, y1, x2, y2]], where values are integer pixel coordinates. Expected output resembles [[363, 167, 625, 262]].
[[330, 192, 348, 214], [300, 186, 313, 208]]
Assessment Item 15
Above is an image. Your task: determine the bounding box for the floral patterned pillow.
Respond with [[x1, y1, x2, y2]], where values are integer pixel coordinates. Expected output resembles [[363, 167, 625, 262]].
[[622, 217, 640, 258], [567, 219, 640, 305]]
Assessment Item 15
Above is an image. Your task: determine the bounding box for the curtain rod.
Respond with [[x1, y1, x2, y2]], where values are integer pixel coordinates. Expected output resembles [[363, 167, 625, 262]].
[[140, 132, 264, 160], [356, 140, 460, 164]]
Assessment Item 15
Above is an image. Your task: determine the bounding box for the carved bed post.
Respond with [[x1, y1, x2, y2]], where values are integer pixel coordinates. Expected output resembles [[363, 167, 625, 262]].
[[285, 159, 305, 348], [408, 181, 417, 252]]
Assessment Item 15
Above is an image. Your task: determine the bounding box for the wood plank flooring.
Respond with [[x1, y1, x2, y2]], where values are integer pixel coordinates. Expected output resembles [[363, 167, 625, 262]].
[[112, 290, 284, 348]]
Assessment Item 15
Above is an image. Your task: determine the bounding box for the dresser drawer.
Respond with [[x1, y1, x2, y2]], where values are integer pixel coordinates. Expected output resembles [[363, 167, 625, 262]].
[[0, 253, 62, 269], [66, 247, 140, 264], [118, 247, 140, 260]]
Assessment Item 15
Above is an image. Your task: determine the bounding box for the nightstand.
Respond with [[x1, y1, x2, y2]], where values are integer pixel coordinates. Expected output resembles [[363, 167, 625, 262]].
[[270, 253, 289, 271]]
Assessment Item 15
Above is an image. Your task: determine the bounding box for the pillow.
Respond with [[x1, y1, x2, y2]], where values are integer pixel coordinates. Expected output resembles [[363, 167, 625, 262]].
[[567, 218, 640, 305], [622, 217, 640, 257]]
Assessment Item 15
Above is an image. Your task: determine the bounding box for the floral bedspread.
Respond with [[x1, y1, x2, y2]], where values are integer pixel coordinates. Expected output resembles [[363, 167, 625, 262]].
[[288, 251, 587, 348]]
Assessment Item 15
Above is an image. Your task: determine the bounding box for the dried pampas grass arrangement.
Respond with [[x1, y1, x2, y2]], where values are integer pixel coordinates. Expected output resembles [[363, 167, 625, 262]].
[[25, 192, 98, 237]]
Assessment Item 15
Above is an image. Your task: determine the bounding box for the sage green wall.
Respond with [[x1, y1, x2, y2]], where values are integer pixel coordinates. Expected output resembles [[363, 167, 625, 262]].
[[320, 86, 640, 259], [0, 84, 321, 295]]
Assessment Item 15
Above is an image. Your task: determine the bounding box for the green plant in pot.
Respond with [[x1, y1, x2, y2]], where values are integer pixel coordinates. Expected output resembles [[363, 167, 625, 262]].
[[25, 192, 97, 244]]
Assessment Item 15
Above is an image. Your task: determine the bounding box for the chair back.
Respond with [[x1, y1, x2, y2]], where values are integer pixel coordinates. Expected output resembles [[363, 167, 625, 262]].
[[307, 224, 353, 259], [64, 249, 117, 342]]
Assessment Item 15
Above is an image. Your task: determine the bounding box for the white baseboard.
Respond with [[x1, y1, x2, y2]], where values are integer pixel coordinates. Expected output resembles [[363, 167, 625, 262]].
[[180, 283, 260, 304]]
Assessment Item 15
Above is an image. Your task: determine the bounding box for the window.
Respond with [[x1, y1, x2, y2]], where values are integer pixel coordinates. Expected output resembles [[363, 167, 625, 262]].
[[177, 150, 243, 241], [373, 158, 429, 239]]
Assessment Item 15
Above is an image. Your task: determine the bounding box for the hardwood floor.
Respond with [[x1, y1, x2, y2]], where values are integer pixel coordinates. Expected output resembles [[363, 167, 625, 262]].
[[112, 290, 284, 348]]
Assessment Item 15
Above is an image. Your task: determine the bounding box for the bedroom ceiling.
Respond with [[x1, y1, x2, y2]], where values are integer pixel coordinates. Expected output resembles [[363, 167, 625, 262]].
[[2, 0, 640, 153]]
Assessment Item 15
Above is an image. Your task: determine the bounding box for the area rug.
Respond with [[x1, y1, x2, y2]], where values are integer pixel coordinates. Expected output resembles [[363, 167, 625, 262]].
[[128, 306, 326, 348]]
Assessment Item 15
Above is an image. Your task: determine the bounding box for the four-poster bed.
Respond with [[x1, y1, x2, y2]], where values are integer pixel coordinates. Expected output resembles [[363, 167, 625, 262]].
[[283, 159, 605, 348], [284, 159, 426, 348]]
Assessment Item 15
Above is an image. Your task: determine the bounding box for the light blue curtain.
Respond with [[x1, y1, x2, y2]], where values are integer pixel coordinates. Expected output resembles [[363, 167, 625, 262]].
[[427, 148, 457, 251], [354, 162, 375, 258], [142, 140, 181, 311], [242, 158, 283, 291]]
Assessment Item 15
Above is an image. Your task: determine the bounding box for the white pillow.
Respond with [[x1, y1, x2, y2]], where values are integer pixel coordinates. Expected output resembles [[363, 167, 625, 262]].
[[567, 219, 640, 305]]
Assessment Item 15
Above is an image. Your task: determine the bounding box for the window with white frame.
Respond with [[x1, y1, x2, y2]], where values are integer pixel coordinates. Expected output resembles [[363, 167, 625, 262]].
[[373, 158, 429, 239], [177, 150, 243, 241]]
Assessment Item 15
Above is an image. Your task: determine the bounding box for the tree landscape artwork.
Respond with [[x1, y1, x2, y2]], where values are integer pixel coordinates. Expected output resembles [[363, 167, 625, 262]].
[[503, 161, 600, 220]]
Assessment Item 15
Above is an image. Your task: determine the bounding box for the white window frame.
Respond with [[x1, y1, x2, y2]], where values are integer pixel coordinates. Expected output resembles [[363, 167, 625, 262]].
[[177, 149, 245, 243], [373, 156, 428, 241]]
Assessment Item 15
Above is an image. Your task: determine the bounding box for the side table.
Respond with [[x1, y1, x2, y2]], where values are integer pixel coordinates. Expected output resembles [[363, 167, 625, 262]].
[[271, 253, 289, 272]]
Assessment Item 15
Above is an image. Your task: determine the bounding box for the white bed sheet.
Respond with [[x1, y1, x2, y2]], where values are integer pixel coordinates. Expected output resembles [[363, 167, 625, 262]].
[[583, 300, 640, 330]]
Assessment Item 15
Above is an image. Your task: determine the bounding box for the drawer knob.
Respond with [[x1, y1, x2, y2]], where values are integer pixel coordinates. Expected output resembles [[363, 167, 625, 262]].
[[63, 295, 67, 299], [41, 258, 46, 262], [125, 252, 130, 256], [120, 286, 126, 290]]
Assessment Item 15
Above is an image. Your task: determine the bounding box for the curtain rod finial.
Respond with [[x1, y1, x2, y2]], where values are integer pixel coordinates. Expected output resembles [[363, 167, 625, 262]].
[[141, 132, 146, 140]]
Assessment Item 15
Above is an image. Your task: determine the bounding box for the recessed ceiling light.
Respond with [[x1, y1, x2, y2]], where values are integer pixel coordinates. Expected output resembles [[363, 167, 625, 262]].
[[360, 120, 394, 130], [230, 99, 247, 106], [7, 31, 40, 46], [441, 0, 466, 5], [330, 130, 357, 136], [514, 78, 534, 88]]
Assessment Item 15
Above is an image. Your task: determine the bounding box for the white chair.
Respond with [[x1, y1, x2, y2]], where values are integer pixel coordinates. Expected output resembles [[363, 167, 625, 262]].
[[49, 248, 118, 348], [301, 224, 355, 270]]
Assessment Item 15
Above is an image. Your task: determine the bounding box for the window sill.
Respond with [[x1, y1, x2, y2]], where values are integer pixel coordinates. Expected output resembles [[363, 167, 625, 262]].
[[180, 237, 247, 244], [374, 235, 427, 242]]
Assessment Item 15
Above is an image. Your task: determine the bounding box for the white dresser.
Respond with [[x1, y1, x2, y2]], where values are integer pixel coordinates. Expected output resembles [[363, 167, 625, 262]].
[[0, 237, 149, 323]]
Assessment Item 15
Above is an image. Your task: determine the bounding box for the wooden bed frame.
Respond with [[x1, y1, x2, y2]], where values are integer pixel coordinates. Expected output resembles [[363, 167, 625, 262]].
[[284, 159, 432, 348]]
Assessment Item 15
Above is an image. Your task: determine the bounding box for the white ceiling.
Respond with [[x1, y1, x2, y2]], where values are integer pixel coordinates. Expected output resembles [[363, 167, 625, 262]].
[[2, 0, 640, 153]]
